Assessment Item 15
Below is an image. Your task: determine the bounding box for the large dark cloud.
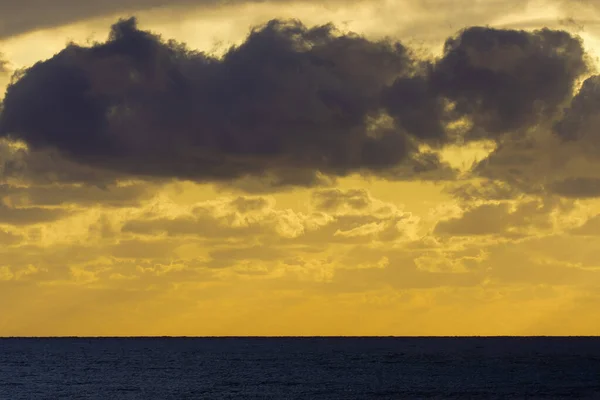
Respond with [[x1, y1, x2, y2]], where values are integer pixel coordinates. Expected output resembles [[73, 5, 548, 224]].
[[0, 17, 430, 185], [436, 27, 587, 138], [554, 75, 600, 142], [472, 73, 600, 199], [0, 18, 590, 189], [0, 139, 126, 186], [384, 26, 589, 143]]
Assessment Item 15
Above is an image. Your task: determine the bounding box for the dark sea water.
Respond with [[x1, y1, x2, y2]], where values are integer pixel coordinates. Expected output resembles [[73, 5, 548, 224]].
[[1, 337, 599, 399]]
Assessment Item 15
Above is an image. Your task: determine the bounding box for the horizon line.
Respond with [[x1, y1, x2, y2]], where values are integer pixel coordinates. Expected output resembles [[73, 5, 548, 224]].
[[1, 335, 599, 339]]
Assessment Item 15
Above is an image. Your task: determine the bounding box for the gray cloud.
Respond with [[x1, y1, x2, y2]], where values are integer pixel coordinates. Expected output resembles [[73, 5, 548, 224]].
[[0, 17, 592, 192], [0, 18, 424, 186], [384, 26, 588, 143], [0, 140, 125, 185], [436, 27, 587, 139], [472, 74, 600, 199], [554, 75, 600, 140]]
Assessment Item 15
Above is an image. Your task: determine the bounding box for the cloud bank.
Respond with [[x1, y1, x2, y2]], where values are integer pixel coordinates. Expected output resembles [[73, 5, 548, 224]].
[[0, 17, 595, 194]]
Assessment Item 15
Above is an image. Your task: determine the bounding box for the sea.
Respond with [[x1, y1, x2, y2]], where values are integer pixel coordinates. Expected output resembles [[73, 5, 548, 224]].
[[1, 337, 599, 399]]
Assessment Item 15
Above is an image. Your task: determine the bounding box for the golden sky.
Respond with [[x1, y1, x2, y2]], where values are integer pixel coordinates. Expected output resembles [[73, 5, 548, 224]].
[[1, 0, 600, 336]]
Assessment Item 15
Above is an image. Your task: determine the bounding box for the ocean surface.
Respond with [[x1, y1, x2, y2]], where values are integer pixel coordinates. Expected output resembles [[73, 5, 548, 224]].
[[1, 337, 599, 399]]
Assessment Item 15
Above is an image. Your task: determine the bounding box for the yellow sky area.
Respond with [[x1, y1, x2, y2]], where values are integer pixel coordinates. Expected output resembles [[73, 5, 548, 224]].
[[3, 280, 600, 336], [0, 173, 599, 336], [2, 1, 600, 336]]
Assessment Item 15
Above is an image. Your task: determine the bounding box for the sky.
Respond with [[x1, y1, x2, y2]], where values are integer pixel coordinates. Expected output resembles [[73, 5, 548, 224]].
[[1, 0, 600, 336]]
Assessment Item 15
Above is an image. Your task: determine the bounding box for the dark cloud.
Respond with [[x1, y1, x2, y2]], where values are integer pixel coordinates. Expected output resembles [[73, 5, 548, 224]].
[[469, 132, 556, 197], [219, 150, 457, 194], [554, 75, 600, 142], [472, 74, 600, 199], [0, 18, 590, 191], [383, 72, 447, 143], [435, 27, 587, 139], [384, 26, 589, 143], [0, 140, 124, 185], [367, 150, 458, 181], [214, 168, 335, 194], [0, 18, 424, 186]]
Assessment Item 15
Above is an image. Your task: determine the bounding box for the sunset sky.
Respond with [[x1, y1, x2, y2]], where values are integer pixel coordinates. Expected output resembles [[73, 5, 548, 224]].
[[2, 0, 600, 336]]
